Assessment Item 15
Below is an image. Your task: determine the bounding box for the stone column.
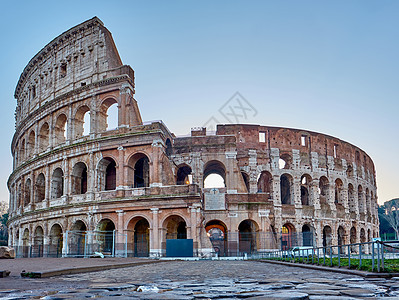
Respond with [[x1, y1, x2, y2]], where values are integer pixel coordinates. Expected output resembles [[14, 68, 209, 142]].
[[45, 164, 50, 208], [225, 151, 238, 193], [86, 152, 95, 201], [150, 208, 160, 257], [150, 141, 162, 187], [43, 222, 49, 257], [116, 210, 125, 257], [117, 147, 125, 190], [293, 176, 301, 207]]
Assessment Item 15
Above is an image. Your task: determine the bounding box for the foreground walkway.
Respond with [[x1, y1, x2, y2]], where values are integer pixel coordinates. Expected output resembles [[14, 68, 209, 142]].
[[1, 259, 399, 299]]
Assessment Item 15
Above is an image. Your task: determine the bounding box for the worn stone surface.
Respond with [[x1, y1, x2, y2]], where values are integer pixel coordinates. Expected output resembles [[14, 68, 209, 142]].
[[0, 246, 15, 259]]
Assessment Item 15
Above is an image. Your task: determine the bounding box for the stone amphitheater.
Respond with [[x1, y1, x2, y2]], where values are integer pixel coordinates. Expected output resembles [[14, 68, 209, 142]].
[[7, 17, 378, 258]]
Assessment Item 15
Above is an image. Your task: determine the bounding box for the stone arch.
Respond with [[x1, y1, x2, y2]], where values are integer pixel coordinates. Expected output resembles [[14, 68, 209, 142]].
[[350, 226, 357, 252], [203, 160, 226, 188], [27, 130, 35, 156], [54, 113, 67, 145], [49, 223, 63, 257], [128, 153, 150, 188], [71, 162, 88, 195], [51, 167, 64, 199], [71, 219, 87, 231], [70, 220, 87, 257], [300, 174, 312, 206], [358, 185, 364, 213], [337, 225, 345, 246], [257, 171, 272, 194], [127, 216, 151, 257], [176, 164, 192, 185], [279, 153, 292, 169], [241, 171, 250, 193], [360, 227, 366, 243], [366, 188, 371, 215], [98, 157, 117, 191], [38, 122, 49, 152], [99, 97, 118, 132], [282, 223, 296, 250], [33, 225, 44, 257], [205, 220, 228, 257], [238, 219, 258, 254], [322, 225, 332, 248], [24, 178, 31, 206], [319, 176, 329, 204], [74, 105, 90, 138], [335, 178, 344, 204], [35, 173, 46, 202], [163, 214, 187, 240], [22, 228, 29, 257], [302, 224, 313, 246], [19, 138, 25, 161], [280, 173, 293, 205], [346, 164, 354, 178], [97, 218, 116, 254]]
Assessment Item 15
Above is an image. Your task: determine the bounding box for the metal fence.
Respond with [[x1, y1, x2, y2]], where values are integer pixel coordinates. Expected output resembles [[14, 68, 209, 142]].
[[261, 239, 399, 272], [64, 230, 127, 258]]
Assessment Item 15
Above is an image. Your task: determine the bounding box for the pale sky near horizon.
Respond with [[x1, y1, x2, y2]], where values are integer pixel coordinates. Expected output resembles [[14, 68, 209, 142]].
[[0, 0, 398, 205]]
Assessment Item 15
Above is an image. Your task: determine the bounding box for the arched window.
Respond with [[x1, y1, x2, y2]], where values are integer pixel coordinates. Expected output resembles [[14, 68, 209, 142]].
[[301, 174, 312, 206], [98, 158, 117, 191], [203, 160, 226, 188], [238, 219, 258, 254], [164, 215, 187, 240], [51, 168, 64, 199], [279, 153, 292, 169], [323, 226, 332, 248], [358, 185, 364, 213], [335, 178, 343, 204], [165, 138, 172, 156], [176, 164, 192, 185], [257, 171, 272, 194], [28, 130, 35, 156], [35, 173, 46, 202], [38, 123, 49, 152], [99, 99, 118, 132], [71, 162, 88, 195], [134, 157, 149, 188], [280, 174, 292, 204], [74, 106, 90, 138], [282, 223, 295, 250], [54, 114, 67, 145], [319, 176, 329, 204], [24, 179, 31, 206]]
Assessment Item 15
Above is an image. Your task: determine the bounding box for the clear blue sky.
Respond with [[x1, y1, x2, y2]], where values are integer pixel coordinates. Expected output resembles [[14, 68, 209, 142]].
[[0, 0, 398, 205]]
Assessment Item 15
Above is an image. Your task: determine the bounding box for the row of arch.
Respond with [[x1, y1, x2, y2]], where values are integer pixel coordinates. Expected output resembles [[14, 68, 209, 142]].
[[14, 98, 119, 165], [15, 154, 149, 207]]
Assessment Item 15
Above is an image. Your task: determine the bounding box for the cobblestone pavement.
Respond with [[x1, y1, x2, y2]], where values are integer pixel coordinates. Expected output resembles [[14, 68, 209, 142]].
[[2, 260, 399, 299]]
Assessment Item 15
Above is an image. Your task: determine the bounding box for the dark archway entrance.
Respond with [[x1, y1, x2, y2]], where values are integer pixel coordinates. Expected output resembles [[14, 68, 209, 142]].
[[134, 218, 150, 257], [238, 219, 257, 255], [97, 219, 115, 255], [205, 220, 228, 256], [302, 224, 313, 246]]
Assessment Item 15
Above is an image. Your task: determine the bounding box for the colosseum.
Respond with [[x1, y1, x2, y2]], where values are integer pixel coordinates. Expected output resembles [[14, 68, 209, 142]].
[[7, 17, 379, 258]]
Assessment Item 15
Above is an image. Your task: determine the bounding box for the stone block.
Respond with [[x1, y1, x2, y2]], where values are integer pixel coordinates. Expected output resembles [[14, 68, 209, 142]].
[[0, 246, 15, 259]]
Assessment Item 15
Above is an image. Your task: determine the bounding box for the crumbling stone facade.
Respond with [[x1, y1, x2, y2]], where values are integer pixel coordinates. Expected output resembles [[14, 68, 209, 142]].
[[7, 17, 378, 257]]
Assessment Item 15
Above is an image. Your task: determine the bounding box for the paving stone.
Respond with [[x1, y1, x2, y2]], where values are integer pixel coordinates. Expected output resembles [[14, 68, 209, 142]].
[[295, 283, 343, 290], [299, 289, 340, 296], [309, 297, 358, 300], [340, 288, 376, 297], [0, 289, 20, 294], [246, 291, 309, 299]]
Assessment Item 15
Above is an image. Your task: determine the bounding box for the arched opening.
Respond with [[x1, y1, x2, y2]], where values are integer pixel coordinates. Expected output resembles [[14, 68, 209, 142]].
[[98, 158, 117, 191], [205, 220, 228, 257], [350, 226, 357, 243], [257, 171, 272, 195], [338, 226, 345, 247], [280, 174, 292, 205], [335, 178, 343, 204], [366, 188, 371, 215], [35, 173, 45, 202], [238, 219, 258, 254], [203, 160, 226, 188], [300, 174, 311, 206], [164, 215, 187, 240], [358, 185, 364, 213], [348, 184, 356, 213], [302, 224, 313, 246], [241, 172, 250, 193], [347, 164, 353, 178], [51, 168, 64, 199], [279, 153, 292, 169], [74, 105, 90, 138], [54, 113, 67, 145], [71, 162, 88, 195], [319, 176, 329, 204], [360, 228, 366, 243], [176, 164, 192, 185], [19, 139, 25, 161], [97, 219, 116, 254], [28, 130, 35, 156], [282, 223, 295, 250], [38, 123, 49, 152], [33, 226, 44, 257], [322, 225, 332, 248], [49, 224, 63, 257], [24, 179, 31, 206], [165, 138, 172, 156], [70, 220, 87, 257], [132, 218, 150, 257], [22, 228, 29, 258], [135, 157, 149, 188], [99, 98, 118, 132]]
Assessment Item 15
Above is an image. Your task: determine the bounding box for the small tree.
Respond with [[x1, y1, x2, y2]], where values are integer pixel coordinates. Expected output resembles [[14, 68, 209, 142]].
[[382, 198, 399, 240], [0, 201, 9, 245]]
